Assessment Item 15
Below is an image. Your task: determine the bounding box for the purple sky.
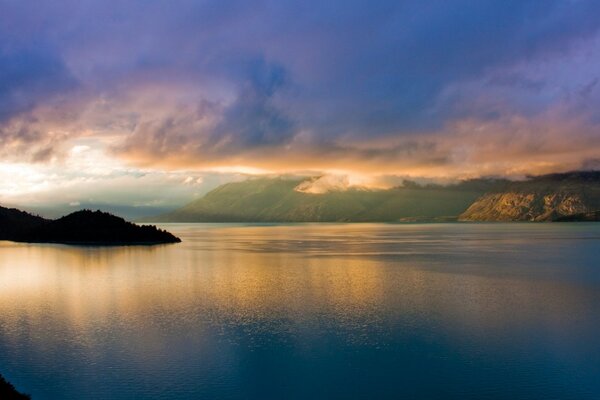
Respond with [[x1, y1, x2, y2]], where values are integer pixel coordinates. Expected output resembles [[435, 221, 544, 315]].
[[1, 0, 600, 214]]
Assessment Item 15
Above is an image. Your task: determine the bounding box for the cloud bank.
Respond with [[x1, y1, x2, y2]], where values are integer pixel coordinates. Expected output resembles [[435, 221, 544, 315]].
[[1, 0, 600, 210]]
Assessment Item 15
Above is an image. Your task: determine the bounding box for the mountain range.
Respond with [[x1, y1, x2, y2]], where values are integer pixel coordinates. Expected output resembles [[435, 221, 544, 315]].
[[147, 176, 499, 222], [149, 171, 600, 223]]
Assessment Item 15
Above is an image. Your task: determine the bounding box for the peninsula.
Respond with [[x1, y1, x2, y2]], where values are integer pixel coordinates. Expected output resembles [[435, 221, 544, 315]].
[[0, 374, 29, 399], [0, 208, 180, 245]]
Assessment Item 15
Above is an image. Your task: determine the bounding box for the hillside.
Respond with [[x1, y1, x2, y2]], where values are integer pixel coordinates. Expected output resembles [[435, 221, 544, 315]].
[[0, 206, 48, 241], [459, 171, 600, 221], [0, 208, 180, 245], [150, 177, 500, 222], [22, 210, 181, 245]]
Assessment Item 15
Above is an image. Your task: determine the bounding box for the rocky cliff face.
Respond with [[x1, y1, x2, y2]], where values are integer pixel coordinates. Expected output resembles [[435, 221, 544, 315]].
[[459, 172, 600, 221], [459, 191, 590, 221]]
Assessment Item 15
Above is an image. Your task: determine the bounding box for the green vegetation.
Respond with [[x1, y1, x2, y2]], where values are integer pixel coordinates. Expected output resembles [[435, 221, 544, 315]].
[[151, 177, 499, 222], [150, 172, 600, 223]]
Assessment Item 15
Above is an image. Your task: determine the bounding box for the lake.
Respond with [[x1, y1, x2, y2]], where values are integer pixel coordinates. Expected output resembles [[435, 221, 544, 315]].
[[1, 223, 600, 399]]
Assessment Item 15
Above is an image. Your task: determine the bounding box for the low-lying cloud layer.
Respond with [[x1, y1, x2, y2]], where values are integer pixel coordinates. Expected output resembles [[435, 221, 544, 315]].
[[1, 0, 600, 209]]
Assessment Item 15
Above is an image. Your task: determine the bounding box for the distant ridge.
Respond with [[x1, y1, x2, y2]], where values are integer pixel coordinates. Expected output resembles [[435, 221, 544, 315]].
[[0, 207, 180, 245], [148, 176, 503, 222], [148, 171, 600, 223]]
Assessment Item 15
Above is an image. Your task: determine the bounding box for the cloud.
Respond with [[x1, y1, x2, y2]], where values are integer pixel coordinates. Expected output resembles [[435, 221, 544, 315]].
[[112, 58, 295, 163], [295, 175, 353, 194], [0, 0, 600, 191], [215, 59, 294, 149], [0, 45, 78, 121]]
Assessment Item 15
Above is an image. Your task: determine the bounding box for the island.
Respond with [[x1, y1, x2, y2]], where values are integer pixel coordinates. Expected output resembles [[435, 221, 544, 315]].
[[0, 207, 180, 245]]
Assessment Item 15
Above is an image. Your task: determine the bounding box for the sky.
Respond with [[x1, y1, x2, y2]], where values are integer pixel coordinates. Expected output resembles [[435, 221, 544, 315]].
[[1, 0, 600, 216]]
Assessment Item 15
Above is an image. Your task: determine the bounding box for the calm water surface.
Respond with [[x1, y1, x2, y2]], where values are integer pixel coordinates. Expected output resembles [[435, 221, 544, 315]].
[[1, 223, 600, 399]]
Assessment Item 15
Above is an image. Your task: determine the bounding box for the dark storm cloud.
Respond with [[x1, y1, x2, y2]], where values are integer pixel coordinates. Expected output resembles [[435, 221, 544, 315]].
[[1, 0, 600, 172], [213, 59, 294, 149], [0, 45, 77, 121]]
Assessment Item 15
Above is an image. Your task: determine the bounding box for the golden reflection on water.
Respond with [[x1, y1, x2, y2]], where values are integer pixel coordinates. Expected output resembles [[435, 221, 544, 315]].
[[0, 223, 597, 350], [2, 224, 600, 400]]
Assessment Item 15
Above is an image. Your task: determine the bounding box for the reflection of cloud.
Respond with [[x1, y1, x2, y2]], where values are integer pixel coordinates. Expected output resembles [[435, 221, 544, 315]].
[[0, 224, 596, 352]]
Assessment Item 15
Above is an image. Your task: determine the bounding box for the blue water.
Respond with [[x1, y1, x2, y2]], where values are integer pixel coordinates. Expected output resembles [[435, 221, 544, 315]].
[[1, 223, 599, 399]]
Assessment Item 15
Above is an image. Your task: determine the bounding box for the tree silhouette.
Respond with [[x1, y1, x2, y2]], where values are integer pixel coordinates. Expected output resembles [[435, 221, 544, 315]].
[[0, 374, 30, 399]]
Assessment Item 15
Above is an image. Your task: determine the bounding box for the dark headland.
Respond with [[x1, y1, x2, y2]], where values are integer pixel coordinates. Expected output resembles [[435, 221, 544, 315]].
[[0, 374, 30, 399], [0, 208, 180, 245]]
